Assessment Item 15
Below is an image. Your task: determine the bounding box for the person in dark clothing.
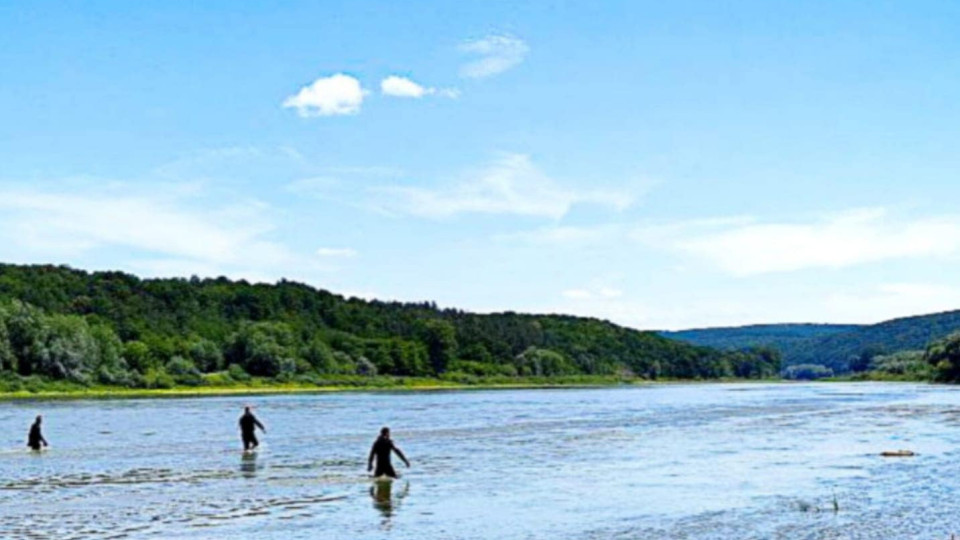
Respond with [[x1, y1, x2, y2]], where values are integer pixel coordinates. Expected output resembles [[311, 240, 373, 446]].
[[368, 427, 410, 478], [238, 406, 266, 451], [27, 415, 48, 451]]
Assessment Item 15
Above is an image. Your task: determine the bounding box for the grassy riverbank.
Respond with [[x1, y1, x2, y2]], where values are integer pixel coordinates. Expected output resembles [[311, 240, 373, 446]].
[[0, 374, 649, 401], [0, 374, 799, 401]]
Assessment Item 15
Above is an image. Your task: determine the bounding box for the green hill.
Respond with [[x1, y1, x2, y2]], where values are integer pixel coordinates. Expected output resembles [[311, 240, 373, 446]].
[[663, 312, 960, 375], [0, 264, 779, 389], [785, 310, 960, 372], [661, 324, 860, 352]]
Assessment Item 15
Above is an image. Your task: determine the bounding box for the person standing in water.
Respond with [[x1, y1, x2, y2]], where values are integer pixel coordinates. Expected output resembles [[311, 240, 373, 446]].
[[27, 415, 48, 451], [368, 427, 410, 478], [238, 406, 266, 451]]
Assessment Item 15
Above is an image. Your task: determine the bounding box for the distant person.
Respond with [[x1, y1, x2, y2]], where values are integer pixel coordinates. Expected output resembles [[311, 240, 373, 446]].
[[238, 406, 266, 451], [368, 427, 410, 478], [27, 415, 48, 451]]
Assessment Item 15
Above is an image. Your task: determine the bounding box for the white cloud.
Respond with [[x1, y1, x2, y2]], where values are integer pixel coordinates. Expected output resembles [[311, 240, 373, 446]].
[[380, 75, 459, 99], [283, 73, 366, 117], [459, 34, 529, 79], [381, 75, 429, 98], [639, 208, 960, 276], [373, 153, 634, 219], [0, 185, 306, 281], [436, 88, 462, 99], [316, 247, 358, 258]]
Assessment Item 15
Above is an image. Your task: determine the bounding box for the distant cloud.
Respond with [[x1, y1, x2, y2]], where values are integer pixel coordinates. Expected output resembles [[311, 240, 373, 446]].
[[380, 75, 459, 99], [372, 153, 634, 219], [637, 208, 960, 276], [0, 183, 312, 282], [283, 73, 366, 117], [381, 75, 429, 98], [459, 34, 529, 79], [316, 247, 358, 258]]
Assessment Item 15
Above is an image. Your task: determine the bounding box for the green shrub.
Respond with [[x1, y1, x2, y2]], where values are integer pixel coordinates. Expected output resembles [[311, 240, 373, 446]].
[[0, 374, 23, 393], [201, 371, 235, 386], [440, 371, 479, 385], [227, 363, 251, 382], [165, 356, 203, 386], [143, 367, 175, 389]]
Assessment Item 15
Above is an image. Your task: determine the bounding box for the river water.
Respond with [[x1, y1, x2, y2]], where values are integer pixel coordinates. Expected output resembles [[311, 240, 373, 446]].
[[0, 383, 959, 539]]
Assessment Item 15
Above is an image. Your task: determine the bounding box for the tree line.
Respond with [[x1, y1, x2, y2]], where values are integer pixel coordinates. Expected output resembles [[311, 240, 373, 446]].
[[0, 264, 781, 389]]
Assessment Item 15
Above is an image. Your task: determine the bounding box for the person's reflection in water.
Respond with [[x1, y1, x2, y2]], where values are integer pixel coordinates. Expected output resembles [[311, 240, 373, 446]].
[[240, 451, 258, 479], [370, 479, 409, 528]]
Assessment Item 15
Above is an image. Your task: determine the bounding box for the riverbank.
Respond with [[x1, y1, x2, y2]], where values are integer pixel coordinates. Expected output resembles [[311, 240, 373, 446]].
[[0, 375, 639, 401], [0, 375, 795, 401]]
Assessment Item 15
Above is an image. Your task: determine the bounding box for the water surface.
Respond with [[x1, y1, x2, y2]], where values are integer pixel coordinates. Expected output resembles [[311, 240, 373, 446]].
[[1, 383, 959, 539]]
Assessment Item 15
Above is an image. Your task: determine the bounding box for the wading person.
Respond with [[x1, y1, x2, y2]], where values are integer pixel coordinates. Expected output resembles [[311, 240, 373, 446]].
[[368, 427, 410, 478], [238, 406, 266, 451], [27, 415, 48, 451]]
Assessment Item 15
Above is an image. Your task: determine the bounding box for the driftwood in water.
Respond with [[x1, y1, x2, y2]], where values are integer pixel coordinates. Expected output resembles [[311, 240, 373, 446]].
[[880, 450, 915, 457]]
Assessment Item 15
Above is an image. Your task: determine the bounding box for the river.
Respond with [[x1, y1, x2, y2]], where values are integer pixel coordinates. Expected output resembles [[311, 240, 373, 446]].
[[0, 383, 958, 539]]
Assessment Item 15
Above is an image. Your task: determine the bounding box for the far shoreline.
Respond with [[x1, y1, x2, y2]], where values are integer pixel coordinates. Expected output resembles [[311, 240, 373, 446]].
[[0, 375, 927, 402], [0, 378, 655, 401]]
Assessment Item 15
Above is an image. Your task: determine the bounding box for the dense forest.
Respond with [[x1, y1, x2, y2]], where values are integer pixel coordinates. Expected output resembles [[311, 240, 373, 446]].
[[784, 311, 960, 373], [664, 312, 960, 379], [661, 324, 860, 354], [0, 264, 780, 390]]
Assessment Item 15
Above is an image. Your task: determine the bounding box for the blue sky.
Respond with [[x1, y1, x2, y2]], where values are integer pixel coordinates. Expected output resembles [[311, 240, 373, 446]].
[[2, 1, 960, 329]]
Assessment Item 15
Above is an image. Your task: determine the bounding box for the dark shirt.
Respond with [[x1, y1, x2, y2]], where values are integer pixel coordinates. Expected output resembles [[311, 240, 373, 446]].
[[239, 412, 264, 435], [371, 436, 396, 466], [27, 423, 46, 448]]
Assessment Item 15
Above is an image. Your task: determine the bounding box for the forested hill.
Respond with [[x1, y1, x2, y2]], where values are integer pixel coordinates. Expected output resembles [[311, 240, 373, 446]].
[[0, 264, 780, 388], [663, 312, 960, 375], [783, 310, 960, 371], [660, 324, 860, 352]]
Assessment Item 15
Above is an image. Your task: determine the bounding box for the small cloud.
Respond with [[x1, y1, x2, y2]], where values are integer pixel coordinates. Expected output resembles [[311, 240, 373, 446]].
[[0, 184, 301, 280], [380, 75, 459, 99], [381, 76, 429, 98], [316, 247, 358, 258], [436, 88, 461, 99], [283, 73, 366, 117], [372, 153, 634, 219], [636, 208, 960, 276], [562, 289, 593, 300], [459, 34, 529, 79]]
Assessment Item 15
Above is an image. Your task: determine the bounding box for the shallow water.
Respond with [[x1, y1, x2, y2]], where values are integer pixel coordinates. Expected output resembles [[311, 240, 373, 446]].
[[1, 383, 959, 539]]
